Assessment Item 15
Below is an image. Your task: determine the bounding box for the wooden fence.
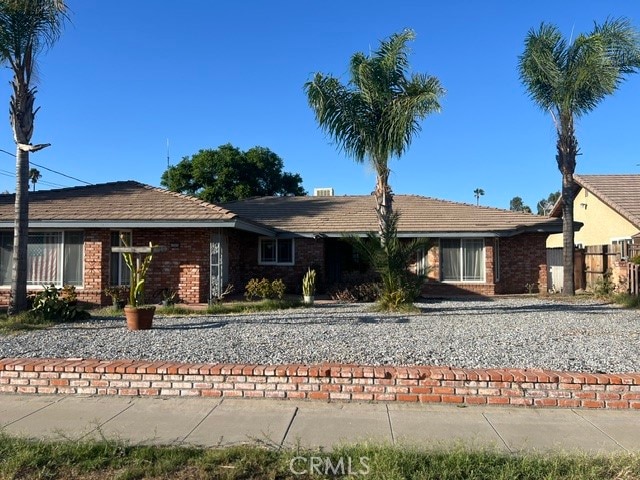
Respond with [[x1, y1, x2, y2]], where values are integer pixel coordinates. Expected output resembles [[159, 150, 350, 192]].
[[583, 245, 619, 289], [548, 244, 639, 295]]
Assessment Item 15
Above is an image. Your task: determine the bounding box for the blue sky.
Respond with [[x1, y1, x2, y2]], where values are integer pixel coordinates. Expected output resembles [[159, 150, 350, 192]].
[[0, 1, 639, 211]]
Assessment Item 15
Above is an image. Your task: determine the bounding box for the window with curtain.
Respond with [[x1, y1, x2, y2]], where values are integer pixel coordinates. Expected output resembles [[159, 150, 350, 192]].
[[0, 231, 84, 286], [440, 238, 485, 282]]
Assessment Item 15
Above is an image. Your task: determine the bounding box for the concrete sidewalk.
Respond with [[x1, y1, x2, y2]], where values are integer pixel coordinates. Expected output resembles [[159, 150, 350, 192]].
[[1, 394, 640, 454]]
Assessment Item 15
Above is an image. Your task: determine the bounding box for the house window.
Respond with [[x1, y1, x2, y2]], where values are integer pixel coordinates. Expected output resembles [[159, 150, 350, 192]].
[[110, 231, 131, 285], [0, 231, 84, 287], [416, 248, 428, 276], [440, 238, 485, 282], [259, 238, 294, 265]]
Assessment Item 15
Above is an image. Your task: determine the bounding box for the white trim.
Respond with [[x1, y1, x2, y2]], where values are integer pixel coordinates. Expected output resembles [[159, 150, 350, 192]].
[[0, 219, 275, 236], [110, 230, 132, 286], [439, 238, 486, 283]]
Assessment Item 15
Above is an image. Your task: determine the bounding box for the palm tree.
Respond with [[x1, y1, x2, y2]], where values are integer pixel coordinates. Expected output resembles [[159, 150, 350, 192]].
[[473, 188, 485, 206], [519, 18, 640, 295], [0, 0, 67, 314], [304, 29, 444, 236], [29, 167, 40, 191]]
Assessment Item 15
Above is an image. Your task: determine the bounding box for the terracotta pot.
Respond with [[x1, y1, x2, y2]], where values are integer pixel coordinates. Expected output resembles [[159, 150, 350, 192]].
[[124, 306, 155, 330]]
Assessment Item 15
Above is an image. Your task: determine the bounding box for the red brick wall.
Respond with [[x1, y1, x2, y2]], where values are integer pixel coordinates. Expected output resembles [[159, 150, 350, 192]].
[[134, 229, 210, 304], [0, 228, 213, 307], [2, 357, 638, 409], [496, 233, 548, 294], [227, 231, 325, 295]]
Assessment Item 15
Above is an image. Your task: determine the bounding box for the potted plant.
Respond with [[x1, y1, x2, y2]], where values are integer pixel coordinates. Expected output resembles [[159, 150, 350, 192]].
[[104, 285, 128, 309], [302, 268, 316, 305], [115, 235, 164, 330]]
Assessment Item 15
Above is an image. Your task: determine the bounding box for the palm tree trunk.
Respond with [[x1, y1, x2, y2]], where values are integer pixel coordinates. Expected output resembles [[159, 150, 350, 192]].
[[7, 76, 35, 315], [557, 113, 578, 296], [374, 166, 393, 242], [8, 148, 29, 314]]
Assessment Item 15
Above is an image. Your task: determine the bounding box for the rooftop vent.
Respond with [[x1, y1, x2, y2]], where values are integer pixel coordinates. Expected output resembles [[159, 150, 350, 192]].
[[313, 187, 334, 197]]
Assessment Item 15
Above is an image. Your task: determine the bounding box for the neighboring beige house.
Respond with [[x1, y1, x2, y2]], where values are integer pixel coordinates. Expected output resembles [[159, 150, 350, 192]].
[[547, 174, 640, 259]]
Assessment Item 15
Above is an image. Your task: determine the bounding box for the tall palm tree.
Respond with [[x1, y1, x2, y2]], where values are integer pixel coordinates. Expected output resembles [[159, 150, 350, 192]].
[[304, 29, 444, 236], [28, 167, 40, 191], [473, 188, 485, 206], [519, 18, 640, 295], [0, 0, 67, 314]]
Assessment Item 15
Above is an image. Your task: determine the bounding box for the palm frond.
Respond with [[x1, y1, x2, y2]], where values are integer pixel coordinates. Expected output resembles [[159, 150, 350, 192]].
[[518, 23, 566, 112], [520, 17, 640, 118], [304, 29, 444, 180]]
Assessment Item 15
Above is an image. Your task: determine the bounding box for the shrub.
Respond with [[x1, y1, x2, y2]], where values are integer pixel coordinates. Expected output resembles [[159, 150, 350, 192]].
[[330, 281, 381, 303], [29, 285, 90, 322], [244, 278, 286, 300]]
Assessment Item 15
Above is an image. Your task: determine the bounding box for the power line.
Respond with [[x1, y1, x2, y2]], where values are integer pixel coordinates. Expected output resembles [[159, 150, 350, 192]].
[[0, 168, 66, 189], [0, 148, 92, 185]]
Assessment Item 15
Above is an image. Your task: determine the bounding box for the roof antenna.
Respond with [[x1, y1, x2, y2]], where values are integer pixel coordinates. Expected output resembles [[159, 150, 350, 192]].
[[166, 138, 170, 168]]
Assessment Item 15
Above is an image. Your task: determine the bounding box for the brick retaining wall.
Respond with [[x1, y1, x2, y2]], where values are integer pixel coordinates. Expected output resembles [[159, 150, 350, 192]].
[[1, 358, 639, 409]]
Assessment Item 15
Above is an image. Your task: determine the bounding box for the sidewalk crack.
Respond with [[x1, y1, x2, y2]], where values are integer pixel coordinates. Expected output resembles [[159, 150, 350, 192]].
[[180, 398, 223, 445], [279, 406, 299, 449], [570, 409, 628, 452], [482, 412, 512, 454], [386, 404, 395, 445]]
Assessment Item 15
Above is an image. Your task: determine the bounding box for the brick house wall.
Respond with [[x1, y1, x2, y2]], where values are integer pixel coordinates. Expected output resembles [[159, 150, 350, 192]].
[[495, 233, 548, 294], [226, 230, 325, 295], [0, 227, 213, 307]]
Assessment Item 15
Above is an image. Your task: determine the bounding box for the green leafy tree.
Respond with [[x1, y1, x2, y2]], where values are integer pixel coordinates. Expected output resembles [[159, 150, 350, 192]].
[[519, 18, 640, 294], [0, 0, 67, 314], [536, 191, 560, 216], [160, 144, 306, 203], [509, 196, 532, 213], [304, 29, 444, 237]]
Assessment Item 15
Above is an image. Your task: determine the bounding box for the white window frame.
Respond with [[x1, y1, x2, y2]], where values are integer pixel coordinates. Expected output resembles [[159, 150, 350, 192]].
[[0, 230, 84, 288], [440, 238, 486, 283], [258, 238, 295, 266], [110, 230, 132, 286]]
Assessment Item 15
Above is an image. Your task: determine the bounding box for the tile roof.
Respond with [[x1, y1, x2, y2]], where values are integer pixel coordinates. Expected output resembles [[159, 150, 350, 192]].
[[223, 195, 562, 236], [0, 181, 237, 223], [572, 174, 640, 229]]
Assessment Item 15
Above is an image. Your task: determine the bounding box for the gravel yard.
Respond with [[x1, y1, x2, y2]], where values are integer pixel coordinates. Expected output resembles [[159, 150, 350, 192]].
[[1, 297, 639, 373]]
